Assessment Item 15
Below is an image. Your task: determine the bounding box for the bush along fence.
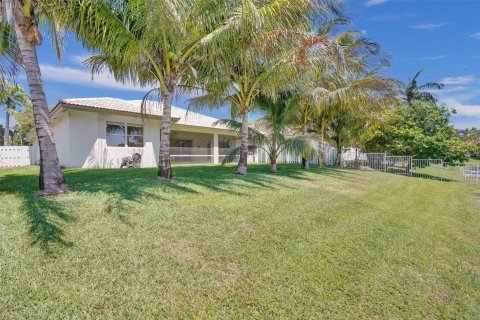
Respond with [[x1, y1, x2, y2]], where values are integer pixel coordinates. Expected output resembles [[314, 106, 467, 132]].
[[342, 151, 479, 185]]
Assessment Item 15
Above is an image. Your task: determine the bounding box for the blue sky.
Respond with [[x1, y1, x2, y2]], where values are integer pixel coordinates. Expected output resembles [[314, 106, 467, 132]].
[[4, 0, 480, 129]]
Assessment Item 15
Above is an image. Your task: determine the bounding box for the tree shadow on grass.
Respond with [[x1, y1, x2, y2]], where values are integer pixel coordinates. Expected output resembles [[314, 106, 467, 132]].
[[410, 173, 455, 182], [25, 196, 75, 254], [0, 171, 74, 255], [0, 164, 363, 254]]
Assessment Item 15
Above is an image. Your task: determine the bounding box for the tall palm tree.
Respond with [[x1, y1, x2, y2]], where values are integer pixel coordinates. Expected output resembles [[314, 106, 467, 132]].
[[62, 0, 229, 181], [2, 0, 69, 195], [190, 0, 339, 175], [404, 70, 444, 105], [0, 79, 29, 146]]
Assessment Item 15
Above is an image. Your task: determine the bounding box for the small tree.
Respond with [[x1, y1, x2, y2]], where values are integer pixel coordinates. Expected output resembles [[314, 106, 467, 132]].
[[365, 100, 471, 163], [0, 79, 29, 146], [13, 100, 34, 145], [404, 70, 444, 105], [456, 128, 480, 157]]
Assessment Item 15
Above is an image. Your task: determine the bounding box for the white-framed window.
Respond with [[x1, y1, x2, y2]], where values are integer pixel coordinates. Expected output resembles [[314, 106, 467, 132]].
[[106, 122, 144, 147]]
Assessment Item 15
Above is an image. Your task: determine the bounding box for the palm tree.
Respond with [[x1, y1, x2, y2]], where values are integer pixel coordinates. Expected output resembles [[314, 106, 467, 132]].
[[62, 0, 232, 181], [255, 93, 317, 172], [217, 99, 317, 173], [313, 72, 398, 166], [190, 0, 340, 176], [404, 70, 444, 105], [0, 79, 29, 146], [2, 0, 69, 195], [288, 94, 317, 169]]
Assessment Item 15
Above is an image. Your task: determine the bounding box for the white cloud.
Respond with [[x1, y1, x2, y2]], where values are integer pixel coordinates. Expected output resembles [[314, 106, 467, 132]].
[[417, 55, 448, 61], [469, 32, 480, 40], [409, 22, 446, 30], [370, 12, 417, 22], [69, 54, 92, 65], [440, 76, 476, 85], [365, 0, 387, 6], [40, 64, 148, 92], [442, 98, 480, 118], [443, 86, 468, 93]]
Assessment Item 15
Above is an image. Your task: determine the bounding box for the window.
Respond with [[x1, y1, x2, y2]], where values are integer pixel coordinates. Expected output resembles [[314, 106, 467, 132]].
[[171, 138, 193, 148], [127, 124, 144, 147], [219, 136, 233, 149], [106, 122, 144, 147], [106, 122, 126, 147]]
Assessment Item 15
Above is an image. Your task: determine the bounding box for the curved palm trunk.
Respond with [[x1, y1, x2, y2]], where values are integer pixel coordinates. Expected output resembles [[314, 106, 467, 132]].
[[3, 109, 9, 146], [301, 125, 309, 169], [158, 89, 174, 181], [13, 14, 68, 196], [235, 112, 248, 175]]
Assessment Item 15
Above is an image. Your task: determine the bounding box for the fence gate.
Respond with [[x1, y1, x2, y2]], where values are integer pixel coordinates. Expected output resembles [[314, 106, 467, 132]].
[[385, 156, 412, 176]]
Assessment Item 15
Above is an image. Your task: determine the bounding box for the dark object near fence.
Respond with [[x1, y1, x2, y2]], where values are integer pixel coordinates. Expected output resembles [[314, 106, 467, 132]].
[[120, 153, 142, 168]]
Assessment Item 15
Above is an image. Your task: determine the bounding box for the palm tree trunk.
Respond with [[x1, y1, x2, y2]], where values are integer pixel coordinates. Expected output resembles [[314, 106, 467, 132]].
[[158, 89, 173, 181], [318, 138, 323, 167], [335, 136, 343, 167], [270, 143, 277, 173], [235, 111, 248, 175], [318, 120, 325, 167], [301, 125, 309, 169], [13, 12, 68, 196], [4, 109, 9, 146], [270, 160, 277, 173]]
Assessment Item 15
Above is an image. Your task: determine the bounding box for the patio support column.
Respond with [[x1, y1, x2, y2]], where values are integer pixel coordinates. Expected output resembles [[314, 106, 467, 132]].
[[213, 133, 219, 164]]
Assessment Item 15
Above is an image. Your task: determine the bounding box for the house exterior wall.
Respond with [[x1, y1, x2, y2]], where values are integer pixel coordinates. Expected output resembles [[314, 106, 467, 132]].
[[39, 111, 70, 166], [68, 110, 98, 167], [79, 111, 159, 168], [38, 108, 239, 168]]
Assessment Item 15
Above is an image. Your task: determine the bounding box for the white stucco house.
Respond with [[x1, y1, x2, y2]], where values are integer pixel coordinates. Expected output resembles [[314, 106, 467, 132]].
[[27, 98, 242, 168]]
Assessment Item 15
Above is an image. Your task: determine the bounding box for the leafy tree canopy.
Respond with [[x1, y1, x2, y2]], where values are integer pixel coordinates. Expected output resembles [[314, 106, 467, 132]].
[[456, 127, 480, 157], [364, 100, 472, 163]]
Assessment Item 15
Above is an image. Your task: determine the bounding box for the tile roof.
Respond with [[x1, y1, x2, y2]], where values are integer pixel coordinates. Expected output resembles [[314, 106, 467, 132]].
[[60, 97, 229, 130]]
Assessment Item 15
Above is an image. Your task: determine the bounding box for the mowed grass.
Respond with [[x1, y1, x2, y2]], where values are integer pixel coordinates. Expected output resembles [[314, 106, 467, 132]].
[[0, 164, 479, 319]]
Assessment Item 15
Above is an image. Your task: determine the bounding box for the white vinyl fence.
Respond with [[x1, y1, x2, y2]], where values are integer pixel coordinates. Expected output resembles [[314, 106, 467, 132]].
[[0, 146, 37, 168], [256, 144, 337, 166]]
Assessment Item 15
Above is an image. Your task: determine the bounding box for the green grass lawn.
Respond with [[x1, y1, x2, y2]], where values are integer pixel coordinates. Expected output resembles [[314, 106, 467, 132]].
[[469, 157, 480, 164], [1, 164, 479, 319]]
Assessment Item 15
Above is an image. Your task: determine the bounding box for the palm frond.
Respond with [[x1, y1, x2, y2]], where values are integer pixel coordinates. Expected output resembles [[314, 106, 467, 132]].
[[221, 144, 259, 165]]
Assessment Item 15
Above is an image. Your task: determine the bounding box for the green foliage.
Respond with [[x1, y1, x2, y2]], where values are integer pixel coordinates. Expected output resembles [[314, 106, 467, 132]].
[[0, 20, 17, 77], [217, 92, 318, 168], [13, 101, 34, 145], [0, 79, 29, 110], [456, 127, 480, 157], [0, 79, 30, 145], [365, 100, 471, 163], [404, 70, 444, 105]]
